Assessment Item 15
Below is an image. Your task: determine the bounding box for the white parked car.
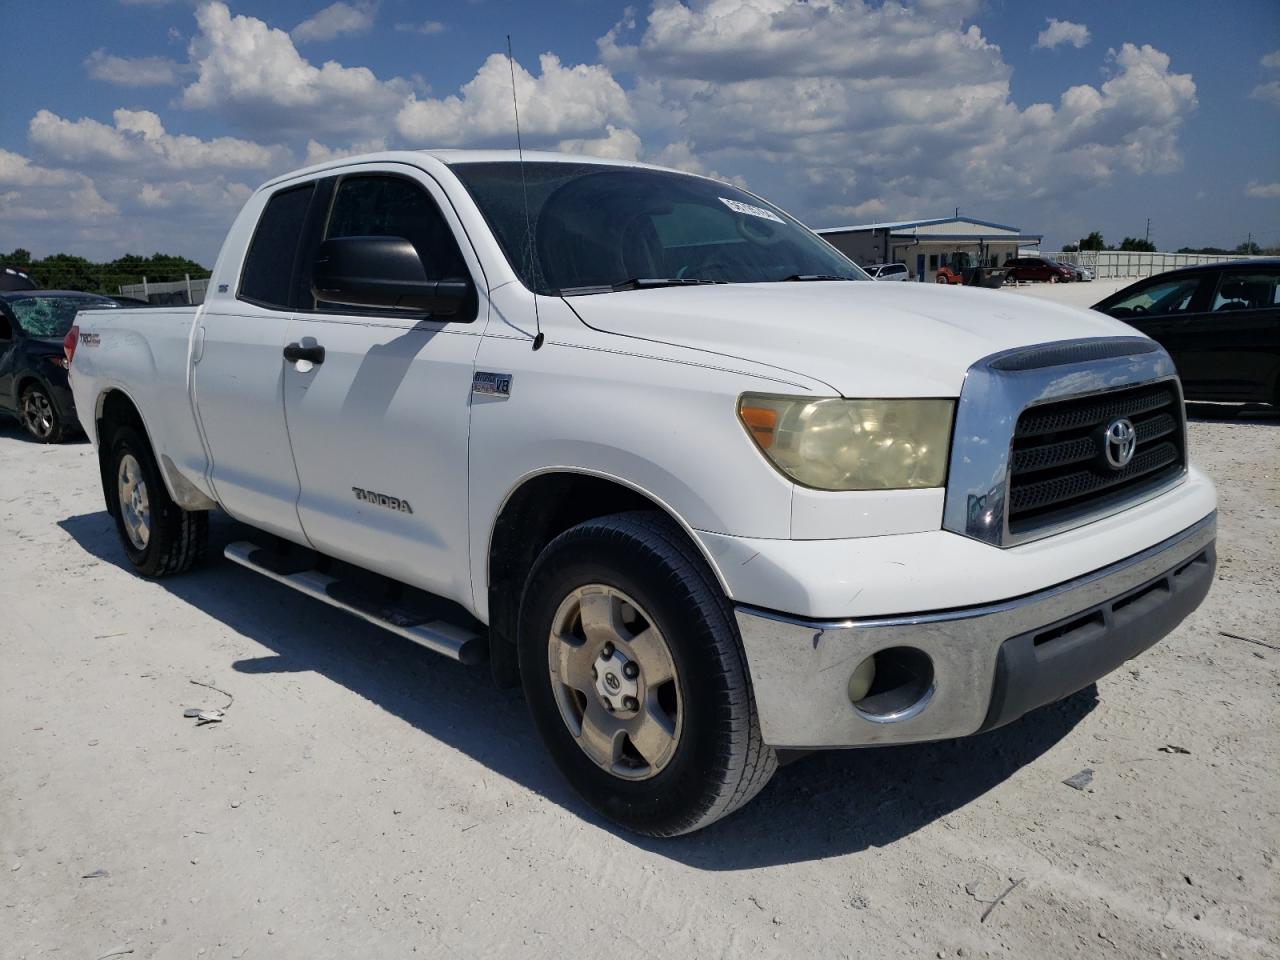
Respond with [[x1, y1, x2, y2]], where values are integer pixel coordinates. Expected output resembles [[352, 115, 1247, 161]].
[[865, 262, 910, 281], [67, 151, 1217, 836]]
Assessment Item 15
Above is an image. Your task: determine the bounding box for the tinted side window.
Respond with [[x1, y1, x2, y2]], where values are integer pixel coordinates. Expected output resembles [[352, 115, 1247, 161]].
[[325, 175, 468, 283], [239, 184, 315, 309], [1212, 271, 1279, 311], [0, 309, 11, 339], [1107, 276, 1207, 318]]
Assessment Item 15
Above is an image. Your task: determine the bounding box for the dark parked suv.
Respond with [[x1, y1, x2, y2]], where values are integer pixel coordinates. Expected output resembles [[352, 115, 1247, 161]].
[[1004, 257, 1075, 283], [1092, 260, 1280, 406], [0, 290, 119, 441]]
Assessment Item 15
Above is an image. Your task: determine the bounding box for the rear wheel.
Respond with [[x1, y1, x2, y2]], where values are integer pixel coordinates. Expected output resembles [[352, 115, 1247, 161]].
[[19, 384, 62, 443], [518, 512, 776, 836], [106, 425, 207, 578]]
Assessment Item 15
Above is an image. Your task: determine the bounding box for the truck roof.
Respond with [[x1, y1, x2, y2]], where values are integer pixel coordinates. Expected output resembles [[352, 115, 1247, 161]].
[[258, 149, 692, 193]]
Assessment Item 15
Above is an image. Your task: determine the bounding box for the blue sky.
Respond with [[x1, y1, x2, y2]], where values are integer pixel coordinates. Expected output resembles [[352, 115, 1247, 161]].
[[1, 0, 1277, 263]]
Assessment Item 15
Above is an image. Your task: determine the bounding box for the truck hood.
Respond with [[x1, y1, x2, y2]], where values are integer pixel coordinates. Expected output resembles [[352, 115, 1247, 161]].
[[566, 281, 1139, 397]]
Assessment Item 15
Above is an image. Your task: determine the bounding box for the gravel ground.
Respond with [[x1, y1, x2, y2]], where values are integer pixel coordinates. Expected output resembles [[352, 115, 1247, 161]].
[[2, 384, 1277, 958]]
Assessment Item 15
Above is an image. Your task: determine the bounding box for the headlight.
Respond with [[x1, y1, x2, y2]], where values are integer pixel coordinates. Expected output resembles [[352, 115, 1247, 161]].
[[737, 394, 955, 490]]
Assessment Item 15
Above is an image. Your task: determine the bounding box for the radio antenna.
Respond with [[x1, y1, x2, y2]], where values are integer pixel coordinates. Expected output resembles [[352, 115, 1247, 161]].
[[507, 35, 543, 351]]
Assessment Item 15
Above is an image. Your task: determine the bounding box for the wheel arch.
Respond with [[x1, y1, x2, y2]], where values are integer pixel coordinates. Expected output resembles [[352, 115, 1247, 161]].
[[93, 387, 214, 513], [484, 468, 733, 688]]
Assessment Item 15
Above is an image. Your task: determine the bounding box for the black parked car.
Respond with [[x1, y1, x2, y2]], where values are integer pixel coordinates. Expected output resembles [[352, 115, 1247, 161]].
[[1093, 260, 1280, 407], [0, 290, 120, 441]]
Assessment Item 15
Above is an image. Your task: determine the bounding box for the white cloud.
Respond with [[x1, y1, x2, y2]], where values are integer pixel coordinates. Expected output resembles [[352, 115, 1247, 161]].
[[1035, 18, 1090, 51], [600, 0, 1004, 84], [0, 149, 81, 188], [1245, 180, 1280, 199], [1250, 80, 1280, 107], [0, 149, 117, 226], [85, 49, 185, 86], [29, 108, 288, 172], [181, 1, 411, 137], [558, 125, 642, 161], [303, 137, 388, 165], [292, 1, 377, 44], [1262, 50, 1280, 70], [395, 20, 445, 36], [596, 4, 1196, 227], [396, 53, 633, 146]]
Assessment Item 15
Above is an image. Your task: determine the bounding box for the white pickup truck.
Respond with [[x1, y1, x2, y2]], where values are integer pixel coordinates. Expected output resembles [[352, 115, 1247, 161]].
[[68, 151, 1217, 836]]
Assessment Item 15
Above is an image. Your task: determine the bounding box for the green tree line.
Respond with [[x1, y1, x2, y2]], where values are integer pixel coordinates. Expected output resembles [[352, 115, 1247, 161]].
[[0, 248, 211, 294], [1061, 232, 1276, 255]]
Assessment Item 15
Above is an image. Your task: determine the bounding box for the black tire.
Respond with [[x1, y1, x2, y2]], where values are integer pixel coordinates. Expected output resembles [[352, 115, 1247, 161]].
[[518, 511, 776, 836], [19, 383, 63, 443], [105, 424, 207, 578]]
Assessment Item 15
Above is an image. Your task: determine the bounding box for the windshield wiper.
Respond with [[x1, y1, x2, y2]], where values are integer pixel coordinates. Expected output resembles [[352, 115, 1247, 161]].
[[556, 277, 727, 296], [779, 274, 856, 282]]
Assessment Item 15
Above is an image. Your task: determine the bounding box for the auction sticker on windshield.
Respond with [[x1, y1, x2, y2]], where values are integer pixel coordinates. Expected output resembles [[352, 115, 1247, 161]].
[[719, 197, 784, 223]]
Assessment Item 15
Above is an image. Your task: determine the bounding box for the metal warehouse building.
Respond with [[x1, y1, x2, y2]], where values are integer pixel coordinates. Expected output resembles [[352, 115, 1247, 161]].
[[817, 215, 1043, 283]]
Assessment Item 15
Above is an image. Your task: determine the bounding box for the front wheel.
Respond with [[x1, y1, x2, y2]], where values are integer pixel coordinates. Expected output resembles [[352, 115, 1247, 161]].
[[518, 512, 776, 836], [106, 425, 207, 578], [19, 384, 63, 443]]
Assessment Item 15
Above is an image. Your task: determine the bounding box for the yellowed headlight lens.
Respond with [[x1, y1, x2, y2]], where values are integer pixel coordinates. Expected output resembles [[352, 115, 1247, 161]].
[[738, 395, 955, 490]]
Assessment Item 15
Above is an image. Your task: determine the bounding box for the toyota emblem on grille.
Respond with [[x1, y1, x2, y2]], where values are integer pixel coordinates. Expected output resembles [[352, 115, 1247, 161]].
[[1102, 417, 1137, 470]]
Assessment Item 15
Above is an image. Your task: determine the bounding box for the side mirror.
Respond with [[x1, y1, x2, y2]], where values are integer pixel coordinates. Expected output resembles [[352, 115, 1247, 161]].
[[311, 236, 472, 315]]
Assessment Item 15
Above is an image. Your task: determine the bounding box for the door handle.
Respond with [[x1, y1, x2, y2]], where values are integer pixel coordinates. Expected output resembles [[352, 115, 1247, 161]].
[[283, 342, 325, 365]]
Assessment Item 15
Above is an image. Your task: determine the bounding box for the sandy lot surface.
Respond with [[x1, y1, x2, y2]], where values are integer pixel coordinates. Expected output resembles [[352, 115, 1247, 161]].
[[2, 394, 1277, 957]]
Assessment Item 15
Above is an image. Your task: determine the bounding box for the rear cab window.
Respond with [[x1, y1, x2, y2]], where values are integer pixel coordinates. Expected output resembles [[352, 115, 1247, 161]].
[[238, 183, 316, 310]]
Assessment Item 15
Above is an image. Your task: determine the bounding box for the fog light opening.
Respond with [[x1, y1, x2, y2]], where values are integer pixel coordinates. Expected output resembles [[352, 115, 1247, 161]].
[[851, 647, 935, 723]]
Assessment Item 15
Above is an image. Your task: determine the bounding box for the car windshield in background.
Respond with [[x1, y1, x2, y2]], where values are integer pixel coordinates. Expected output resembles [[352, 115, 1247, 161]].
[[452, 162, 866, 295], [10, 295, 118, 338]]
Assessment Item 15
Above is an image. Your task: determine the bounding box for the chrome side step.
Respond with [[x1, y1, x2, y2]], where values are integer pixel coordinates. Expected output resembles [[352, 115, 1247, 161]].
[[224, 541, 484, 665]]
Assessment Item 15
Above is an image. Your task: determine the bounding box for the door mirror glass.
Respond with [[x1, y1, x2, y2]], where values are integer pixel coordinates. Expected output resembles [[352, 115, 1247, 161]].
[[312, 236, 472, 315]]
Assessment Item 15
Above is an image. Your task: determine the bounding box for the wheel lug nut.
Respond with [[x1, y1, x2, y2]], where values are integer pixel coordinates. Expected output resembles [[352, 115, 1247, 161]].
[[602, 700, 614, 712], [622, 662, 639, 680], [623, 696, 639, 712], [601, 642, 615, 659]]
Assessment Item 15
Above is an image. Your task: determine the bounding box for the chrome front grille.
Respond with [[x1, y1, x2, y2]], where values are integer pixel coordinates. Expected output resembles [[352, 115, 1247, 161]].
[[1006, 383, 1185, 535], [942, 337, 1187, 547]]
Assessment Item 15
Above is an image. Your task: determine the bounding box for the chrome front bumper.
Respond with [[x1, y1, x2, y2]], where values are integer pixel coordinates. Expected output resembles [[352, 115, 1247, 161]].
[[735, 513, 1216, 749]]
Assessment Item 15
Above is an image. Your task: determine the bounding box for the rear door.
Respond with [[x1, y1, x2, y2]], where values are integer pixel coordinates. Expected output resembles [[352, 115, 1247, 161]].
[[281, 167, 488, 607], [1189, 267, 1280, 401], [193, 181, 315, 540]]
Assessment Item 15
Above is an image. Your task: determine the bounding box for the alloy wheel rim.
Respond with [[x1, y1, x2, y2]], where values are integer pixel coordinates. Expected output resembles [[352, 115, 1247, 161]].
[[547, 585, 682, 781], [117, 454, 151, 550], [22, 391, 54, 439]]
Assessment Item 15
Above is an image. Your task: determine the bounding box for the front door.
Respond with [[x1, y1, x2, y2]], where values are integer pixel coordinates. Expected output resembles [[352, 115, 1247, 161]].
[[281, 168, 487, 608], [194, 182, 316, 541]]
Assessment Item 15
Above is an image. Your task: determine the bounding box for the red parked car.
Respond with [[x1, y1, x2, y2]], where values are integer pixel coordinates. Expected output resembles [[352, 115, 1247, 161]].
[[1005, 257, 1075, 283]]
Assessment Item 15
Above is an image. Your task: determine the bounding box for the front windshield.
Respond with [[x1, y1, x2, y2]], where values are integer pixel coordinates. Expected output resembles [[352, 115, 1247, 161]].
[[453, 162, 867, 294], [10, 295, 118, 338]]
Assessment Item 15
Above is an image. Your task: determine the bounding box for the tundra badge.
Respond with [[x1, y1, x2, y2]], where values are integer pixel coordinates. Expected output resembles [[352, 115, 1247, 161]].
[[352, 487, 414, 514]]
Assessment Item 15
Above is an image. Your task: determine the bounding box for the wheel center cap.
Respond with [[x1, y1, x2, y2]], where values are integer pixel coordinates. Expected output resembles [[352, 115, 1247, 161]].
[[593, 646, 639, 714]]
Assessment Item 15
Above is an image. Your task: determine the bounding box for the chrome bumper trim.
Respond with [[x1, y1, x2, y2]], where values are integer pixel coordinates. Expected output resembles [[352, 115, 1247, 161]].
[[735, 513, 1216, 748]]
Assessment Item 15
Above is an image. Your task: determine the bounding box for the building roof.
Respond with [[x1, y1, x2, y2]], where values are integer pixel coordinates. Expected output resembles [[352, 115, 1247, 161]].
[[816, 215, 1025, 235]]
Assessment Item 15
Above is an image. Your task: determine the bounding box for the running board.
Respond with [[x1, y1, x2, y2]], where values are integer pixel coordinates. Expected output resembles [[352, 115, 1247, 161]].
[[224, 541, 485, 665]]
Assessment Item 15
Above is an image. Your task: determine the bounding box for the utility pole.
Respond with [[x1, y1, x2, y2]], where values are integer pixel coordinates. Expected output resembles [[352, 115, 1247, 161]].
[[1247, 231, 1253, 255], [1145, 217, 1151, 246]]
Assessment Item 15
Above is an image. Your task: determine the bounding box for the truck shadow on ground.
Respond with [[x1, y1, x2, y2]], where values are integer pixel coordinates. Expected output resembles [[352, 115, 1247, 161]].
[[60, 508, 1096, 870]]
